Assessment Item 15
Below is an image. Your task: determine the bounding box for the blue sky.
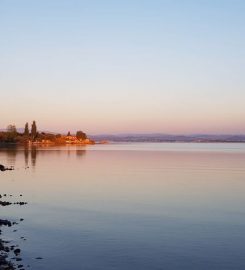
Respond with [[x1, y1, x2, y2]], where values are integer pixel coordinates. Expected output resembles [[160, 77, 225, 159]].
[[0, 0, 244, 134]]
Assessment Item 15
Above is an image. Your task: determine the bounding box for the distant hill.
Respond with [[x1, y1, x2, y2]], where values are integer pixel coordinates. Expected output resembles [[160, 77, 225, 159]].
[[90, 134, 245, 143], [0, 128, 24, 133]]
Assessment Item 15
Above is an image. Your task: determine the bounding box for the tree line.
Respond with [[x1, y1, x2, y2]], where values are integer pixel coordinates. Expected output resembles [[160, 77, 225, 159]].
[[7, 121, 37, 139], [0, 121, 38, 143], [0, 121, 88, 143]]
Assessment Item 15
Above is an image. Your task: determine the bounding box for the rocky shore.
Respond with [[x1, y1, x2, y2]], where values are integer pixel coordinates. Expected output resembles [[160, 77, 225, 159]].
[[0, 165, 14, 172], [0, 165, 29, 270]]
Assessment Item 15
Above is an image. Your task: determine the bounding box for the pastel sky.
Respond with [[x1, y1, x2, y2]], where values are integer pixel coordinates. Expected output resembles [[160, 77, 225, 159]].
[[0, 0, 244, 134]]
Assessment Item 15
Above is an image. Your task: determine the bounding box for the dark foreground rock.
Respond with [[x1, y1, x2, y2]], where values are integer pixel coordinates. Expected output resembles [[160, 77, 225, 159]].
[[0, 220, 12, 227], [0, 194, 28, 270], [0, 165, 14, 172], [0, 221, 15, 270]]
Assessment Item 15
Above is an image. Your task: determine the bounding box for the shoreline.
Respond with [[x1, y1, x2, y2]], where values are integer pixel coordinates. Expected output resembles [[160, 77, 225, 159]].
[[0, 141, 106, 147], [0, 219, 15, 270], [0, 168, 28, 270], [1, 141, 245, 147]]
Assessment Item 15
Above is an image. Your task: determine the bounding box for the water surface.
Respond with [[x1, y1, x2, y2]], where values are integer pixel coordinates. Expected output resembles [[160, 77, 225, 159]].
[[1, 143, 245, 270]]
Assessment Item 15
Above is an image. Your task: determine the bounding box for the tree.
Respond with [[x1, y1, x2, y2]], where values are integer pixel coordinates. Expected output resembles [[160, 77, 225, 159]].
[[67, 131, 71, 136], [24, 122, 29, 136], [76, 131, 87, 140], [7, 124, 17, 134], [6, 124, 17, 142], [31, 121, 37, 139]]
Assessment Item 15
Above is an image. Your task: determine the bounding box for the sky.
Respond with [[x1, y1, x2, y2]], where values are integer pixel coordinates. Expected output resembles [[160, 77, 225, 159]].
[[0, 0, 244, 134]]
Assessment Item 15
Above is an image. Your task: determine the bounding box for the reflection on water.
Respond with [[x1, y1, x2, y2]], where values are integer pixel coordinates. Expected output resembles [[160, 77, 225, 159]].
[[0, 145, 39, 168], [0, 145, 87, 169], [23, 146, 39, 168], [24, 147, 29, 167], [31, 147, 37, 167], [3, 145, 18, 166], [76, 149, 86, 158], [1, 143, 245, 270]]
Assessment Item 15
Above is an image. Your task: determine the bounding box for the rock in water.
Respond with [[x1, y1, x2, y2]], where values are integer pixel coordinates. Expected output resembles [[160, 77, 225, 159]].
[[0, 164, 14, 171]]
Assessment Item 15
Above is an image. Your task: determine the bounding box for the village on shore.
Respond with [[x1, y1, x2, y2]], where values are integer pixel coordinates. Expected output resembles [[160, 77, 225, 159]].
[[0, 121, 97, 145]]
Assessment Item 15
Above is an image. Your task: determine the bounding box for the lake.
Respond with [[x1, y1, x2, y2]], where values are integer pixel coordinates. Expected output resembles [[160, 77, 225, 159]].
[[1, 143, 245, 270]]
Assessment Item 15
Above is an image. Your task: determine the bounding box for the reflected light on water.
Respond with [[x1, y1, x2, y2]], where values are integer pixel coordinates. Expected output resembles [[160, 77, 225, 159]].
[[1, 143, 245, 270]]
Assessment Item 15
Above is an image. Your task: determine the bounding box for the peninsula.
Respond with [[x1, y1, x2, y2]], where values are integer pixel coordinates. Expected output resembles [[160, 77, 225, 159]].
[[0, 121, 95, 145]]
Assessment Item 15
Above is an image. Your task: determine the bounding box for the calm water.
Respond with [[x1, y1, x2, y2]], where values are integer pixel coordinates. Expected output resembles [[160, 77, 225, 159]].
[[1, 143, 245, 270]]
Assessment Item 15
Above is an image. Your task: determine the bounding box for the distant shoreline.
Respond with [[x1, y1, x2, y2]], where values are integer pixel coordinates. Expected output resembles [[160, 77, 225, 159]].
[[89, 134, 245, 143], [1, 128, 245, 145]]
